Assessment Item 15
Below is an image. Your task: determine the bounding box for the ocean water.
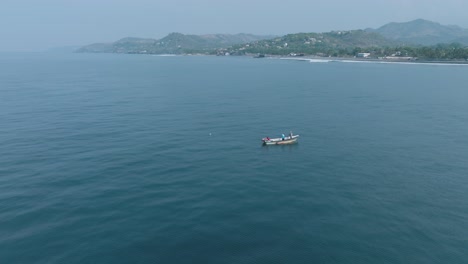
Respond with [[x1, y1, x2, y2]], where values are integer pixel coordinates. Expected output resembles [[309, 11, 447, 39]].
[[1, 53, 468, 264]]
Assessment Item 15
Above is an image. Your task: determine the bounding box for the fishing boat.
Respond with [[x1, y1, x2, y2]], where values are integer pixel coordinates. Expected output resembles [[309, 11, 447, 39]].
[[262, 135, 299, 145]]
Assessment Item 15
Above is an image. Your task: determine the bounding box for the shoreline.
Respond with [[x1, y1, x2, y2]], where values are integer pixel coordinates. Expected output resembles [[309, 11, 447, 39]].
[[91, 52, 468, 65], [264, 55, 468, 65]]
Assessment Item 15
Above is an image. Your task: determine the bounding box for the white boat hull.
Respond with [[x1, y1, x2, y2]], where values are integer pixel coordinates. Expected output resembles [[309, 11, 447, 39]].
[[262, 135, 299, 145]]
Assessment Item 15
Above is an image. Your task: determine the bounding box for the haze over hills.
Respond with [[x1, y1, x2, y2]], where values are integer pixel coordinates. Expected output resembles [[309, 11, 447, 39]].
[[77, 33, 275, 54], [368, 19, 468, 45], [77, 30, 398, 55]]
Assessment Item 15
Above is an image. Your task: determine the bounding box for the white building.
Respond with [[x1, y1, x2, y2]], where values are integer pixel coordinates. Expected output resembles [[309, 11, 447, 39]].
[[357, 53, 371, 58]]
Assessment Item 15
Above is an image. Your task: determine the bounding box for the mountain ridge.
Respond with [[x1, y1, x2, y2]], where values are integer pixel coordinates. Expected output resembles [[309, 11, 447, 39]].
[[368, 19, 468, 45], [77, 33, 275, 54], [77, 19, 468, 60]]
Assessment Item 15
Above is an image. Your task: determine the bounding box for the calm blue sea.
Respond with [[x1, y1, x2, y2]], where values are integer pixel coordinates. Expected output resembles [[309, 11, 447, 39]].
[[1, 53, 468, 264]]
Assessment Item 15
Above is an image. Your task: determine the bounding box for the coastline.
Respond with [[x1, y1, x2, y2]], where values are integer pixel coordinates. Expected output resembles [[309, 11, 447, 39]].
[[267, 55, 468, 66], [82, 51, 468, 66]]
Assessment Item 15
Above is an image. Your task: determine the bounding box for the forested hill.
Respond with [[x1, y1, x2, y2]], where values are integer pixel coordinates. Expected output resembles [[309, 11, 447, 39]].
[[230, 30, 397, 56]]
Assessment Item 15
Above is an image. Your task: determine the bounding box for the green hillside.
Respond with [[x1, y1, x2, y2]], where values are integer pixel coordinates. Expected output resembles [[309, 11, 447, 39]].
[[228, 30, 398, 56]]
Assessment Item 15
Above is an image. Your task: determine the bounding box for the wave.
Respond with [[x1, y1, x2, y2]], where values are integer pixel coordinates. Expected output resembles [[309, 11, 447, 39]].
[[151, 54, 178, 57], [339, 60, 468, 66], [280, 58, 332, 63], [280, 57, 468, 66]]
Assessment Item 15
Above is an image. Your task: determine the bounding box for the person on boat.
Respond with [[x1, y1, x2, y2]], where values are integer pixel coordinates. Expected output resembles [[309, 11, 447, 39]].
[[281, 134, 285, 141], [289, 131, 293, 139], [266, 136, 270, 141]]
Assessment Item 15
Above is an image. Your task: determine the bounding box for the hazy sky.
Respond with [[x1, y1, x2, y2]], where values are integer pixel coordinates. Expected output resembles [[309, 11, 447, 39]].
[[1, 0, 468, 51]]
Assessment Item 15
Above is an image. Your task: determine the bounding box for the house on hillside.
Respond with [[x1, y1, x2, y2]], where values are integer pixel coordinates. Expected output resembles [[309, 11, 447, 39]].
[[356, 53, 371, 58]]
